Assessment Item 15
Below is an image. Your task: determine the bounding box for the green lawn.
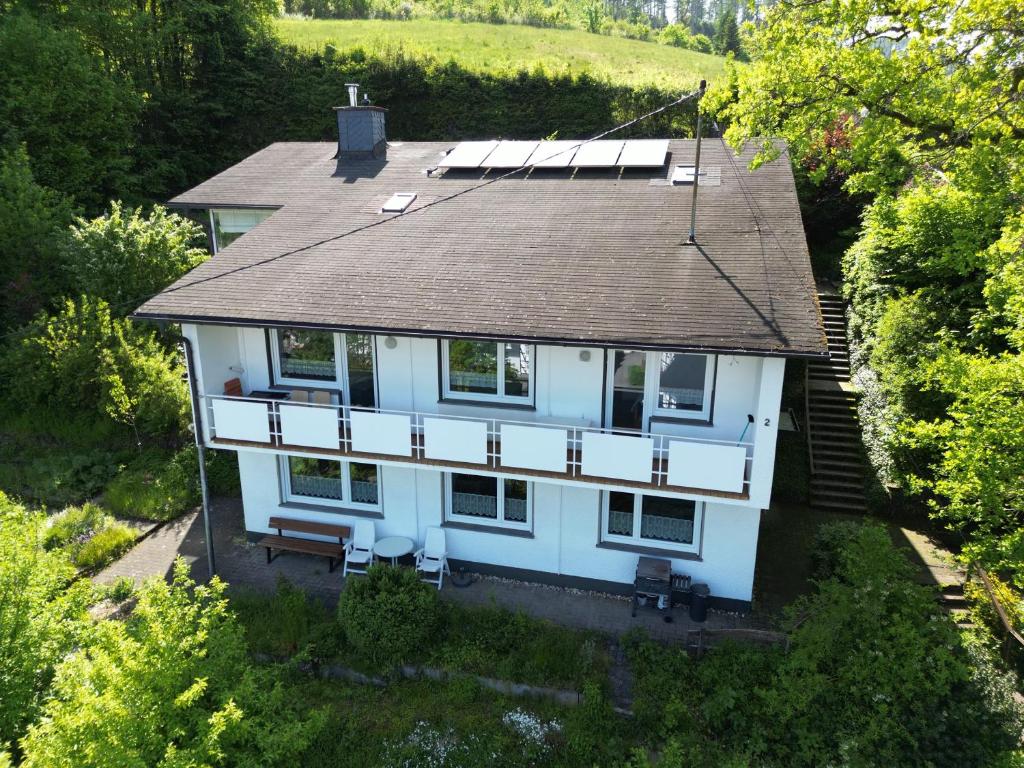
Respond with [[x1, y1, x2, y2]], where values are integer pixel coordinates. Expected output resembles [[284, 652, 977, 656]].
[[275, 18, 730, 90]]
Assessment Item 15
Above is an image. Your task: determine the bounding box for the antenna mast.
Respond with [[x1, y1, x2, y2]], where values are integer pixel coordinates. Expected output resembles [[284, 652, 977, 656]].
[[687, 79, 707, 244]]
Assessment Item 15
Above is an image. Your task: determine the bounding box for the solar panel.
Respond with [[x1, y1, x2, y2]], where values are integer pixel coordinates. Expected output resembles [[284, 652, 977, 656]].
[[526, 140, 581, 168], [618, 139, 669, 167], [571, 140, 625, 167], [481, 140, 539, 168], [438, 140, 499, 169]]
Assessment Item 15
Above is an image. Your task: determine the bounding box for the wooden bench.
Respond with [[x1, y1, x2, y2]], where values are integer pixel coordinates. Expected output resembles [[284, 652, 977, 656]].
[[259, 516, 351, 573]]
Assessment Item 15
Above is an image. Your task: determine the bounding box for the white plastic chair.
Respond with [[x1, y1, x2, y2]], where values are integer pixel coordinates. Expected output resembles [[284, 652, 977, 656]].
[[414, 527, 450, 590], [342, 520, 375, 578]]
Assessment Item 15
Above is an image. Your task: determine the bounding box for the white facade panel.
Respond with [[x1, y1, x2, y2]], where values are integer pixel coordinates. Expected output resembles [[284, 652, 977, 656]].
[[211, 399, 270, 443], [279, 404, 339, 450], [423, 417, 488, 464], [667, 441, 747, 494], [581, 432, 654, 482], [500, 424, 568, 473], [350, 411, 412, 456]]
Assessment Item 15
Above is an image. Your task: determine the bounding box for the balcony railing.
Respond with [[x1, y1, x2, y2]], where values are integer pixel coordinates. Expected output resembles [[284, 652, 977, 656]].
[[203, 394, 754, 498]]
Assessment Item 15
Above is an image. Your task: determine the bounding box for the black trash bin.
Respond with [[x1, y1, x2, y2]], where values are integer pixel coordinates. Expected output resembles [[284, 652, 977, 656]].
[[689, 583, 710, 623]]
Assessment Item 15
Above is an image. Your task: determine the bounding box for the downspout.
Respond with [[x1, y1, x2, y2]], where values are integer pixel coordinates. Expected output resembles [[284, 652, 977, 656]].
[[179, 333, 217, 579]]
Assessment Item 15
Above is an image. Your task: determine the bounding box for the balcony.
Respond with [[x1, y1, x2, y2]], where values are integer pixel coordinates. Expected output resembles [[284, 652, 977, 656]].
[[203, 394, 754, 500]]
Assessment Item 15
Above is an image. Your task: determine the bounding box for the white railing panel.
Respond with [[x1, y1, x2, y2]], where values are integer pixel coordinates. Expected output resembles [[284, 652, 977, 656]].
[[211, 399, 271, 443], [350, 411, 413, 457], [279, 404, 339, 450], [500, 424, 568, 473], [423, 417, 488, 464], [581, 432, 654, 483], [667, 441, 746, 493]]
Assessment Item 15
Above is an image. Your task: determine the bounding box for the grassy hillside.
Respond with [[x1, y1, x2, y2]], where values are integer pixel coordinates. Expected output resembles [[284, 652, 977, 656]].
[[275, 18, 730, 90]]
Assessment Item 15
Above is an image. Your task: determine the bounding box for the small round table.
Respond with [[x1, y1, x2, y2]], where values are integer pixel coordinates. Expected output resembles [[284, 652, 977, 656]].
[[373, 536, 415, 566]]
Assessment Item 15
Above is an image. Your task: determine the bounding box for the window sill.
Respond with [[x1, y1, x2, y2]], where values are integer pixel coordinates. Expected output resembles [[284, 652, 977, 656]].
[[438, 397, 535, 411], [649, 414, 713, 427], [596, 540, 702, 561], [442, 520, 534, 538], [279, 501, 384, 520]]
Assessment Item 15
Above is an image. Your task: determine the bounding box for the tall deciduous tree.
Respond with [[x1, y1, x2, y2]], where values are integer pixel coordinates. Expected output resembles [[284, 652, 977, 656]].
[[712, 0, 1024, 582]]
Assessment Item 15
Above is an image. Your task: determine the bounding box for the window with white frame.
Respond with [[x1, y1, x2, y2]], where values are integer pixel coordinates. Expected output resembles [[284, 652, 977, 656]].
[[607, 351, 715, 430], [269, 329, 377, 407], [280, 456, 380, 510], [601, 491, 701, 553], [209, 208, 274, 253], [441, 340, 533, 404], [445, 472, 531, 530]]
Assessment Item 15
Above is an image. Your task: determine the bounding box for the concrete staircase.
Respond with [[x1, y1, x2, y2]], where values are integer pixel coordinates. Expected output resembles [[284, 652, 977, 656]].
[[807, 293, 867, 514]]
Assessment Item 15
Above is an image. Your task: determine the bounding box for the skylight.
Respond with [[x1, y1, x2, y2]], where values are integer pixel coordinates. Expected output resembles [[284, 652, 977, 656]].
[[382, 192, 417, 213]]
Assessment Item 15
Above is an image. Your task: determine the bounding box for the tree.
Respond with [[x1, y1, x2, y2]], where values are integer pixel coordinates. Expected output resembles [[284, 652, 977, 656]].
[[19, 559, 325, 768], [712, 9, 742, 58], [64, 203, 208, 311], [713, 0, 1024, 583], [0, 493, 92, 751], [0, 145, 74, 330], [2, 297, 190, 442], [0, 12, 140, 211]]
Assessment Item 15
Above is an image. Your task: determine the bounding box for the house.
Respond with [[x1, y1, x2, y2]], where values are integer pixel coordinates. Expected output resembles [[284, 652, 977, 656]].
[[133, 92, 825, 610]]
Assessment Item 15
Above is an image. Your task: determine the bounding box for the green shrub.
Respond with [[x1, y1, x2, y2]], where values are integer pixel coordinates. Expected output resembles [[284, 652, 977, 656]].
[[106, 575, 136, 602], [808, 520, 862, 580], [43, 503, 107, 550], [232, 577, 334, 657], [338, 564, 441, 669], [104, 448, 199, 521], [73, 522, 137, 571]]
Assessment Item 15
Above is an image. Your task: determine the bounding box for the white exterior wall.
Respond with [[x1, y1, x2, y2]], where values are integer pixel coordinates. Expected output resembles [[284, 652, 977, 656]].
[[195, 325, 785, 603], [238, 451, 763, 601]]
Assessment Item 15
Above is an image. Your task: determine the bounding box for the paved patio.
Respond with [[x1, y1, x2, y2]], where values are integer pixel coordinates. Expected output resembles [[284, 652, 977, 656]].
[[96, 497, 764, 642]]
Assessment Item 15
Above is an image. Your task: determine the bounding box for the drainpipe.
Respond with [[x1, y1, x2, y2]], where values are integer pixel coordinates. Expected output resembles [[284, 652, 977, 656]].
[[179, 333, 217, 579]]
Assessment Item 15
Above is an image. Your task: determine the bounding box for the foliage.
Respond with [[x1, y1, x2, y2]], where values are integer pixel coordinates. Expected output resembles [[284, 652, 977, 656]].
[[0, 12, 141, 211], [716, 0, 1024, 583], [64, 203, 208, 311], [656, 23, 711, 52], [626, 522, 1024, 767], [232, 577, 335, 657], [0, 493, 92, 751], [74, 522, 138, 571], [20, 558, 325, 768], [43, 502, 139, 570], [431, 602, 606, 689], [711, 11, 741, 58], [338, 564, 442, 669], [106, 575, 137, 602], [104, 447, 202, 521], [0, 146, 74, 330], [2, 297, 190, 444]]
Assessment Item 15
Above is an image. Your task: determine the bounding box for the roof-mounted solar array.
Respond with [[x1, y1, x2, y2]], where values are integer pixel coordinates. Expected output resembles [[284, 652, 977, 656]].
[[438, 140, 499, 168], [617, 139, 670, 167], [480, 140, 539, 168], [570, 140, 625, 167], [439, 138, 670, 171]]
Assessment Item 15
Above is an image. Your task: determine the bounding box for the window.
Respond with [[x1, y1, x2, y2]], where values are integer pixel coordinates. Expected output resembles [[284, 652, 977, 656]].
[[442, 340, 533, 404], [281, 456, 380, 510], [602, 491, 701, 553], [607, 351, 715, 429], [269, 330, 377, 405], [209, 209, 273, 252], [654, 353, 712, 417], [445, 472, 531, 530], [277, 328, 338, 382]]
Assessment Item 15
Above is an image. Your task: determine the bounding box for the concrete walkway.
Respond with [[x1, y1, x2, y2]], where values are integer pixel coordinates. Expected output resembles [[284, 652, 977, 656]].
[[95, 497, 762, 642]]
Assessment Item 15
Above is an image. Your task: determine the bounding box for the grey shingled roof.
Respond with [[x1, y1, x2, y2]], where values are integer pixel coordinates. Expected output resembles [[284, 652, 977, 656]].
[[134, 139, 826, 357]]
